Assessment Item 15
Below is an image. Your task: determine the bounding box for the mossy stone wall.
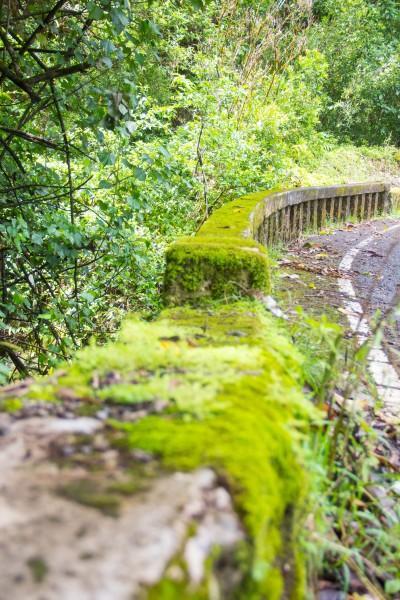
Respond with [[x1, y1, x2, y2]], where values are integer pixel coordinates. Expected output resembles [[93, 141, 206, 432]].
[[2, 180, 396, 599], [164, 182, 393, 304], [1, 302, 314, 598]]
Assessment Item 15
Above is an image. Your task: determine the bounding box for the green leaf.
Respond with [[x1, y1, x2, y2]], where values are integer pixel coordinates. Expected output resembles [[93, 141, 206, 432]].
[[134, 167, 146, 181], [111, 8, 130, 32], [12, 293, 25, 306], [99, 179, 113, 189], [139, 19, 162, 38], [31, 233, 43, 244], [148, 21, 161, 36], [127, 195, 141, 210], [98, 151, 116, 166], [101, 56, 113, 69], [118, 103, 128, 116], [189, 0, 206, 9], [386, 580, 400, 595], [159, 146, 170, 159], [87, 3, 104, 20], [125, 121, 137, 134]]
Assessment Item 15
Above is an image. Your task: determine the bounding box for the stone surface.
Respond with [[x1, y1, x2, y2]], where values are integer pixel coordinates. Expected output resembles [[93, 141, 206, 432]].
[[0, 414, 243, 600]]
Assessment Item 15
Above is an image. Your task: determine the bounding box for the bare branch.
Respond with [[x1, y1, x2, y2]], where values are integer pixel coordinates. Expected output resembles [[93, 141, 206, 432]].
[[0, 125, 66, 151], [26, 61, 91, 84], [0, 59, 40, 100]]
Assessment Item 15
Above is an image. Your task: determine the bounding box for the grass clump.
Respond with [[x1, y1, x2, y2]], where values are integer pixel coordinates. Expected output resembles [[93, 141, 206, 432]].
[[279, 287, 400, 597]]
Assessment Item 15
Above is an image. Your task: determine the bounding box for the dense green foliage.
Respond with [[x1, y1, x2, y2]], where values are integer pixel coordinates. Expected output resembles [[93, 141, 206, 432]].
[[0, 0, 399, 380], [1, 3, 399, 597], [312, 0, 400, 144]]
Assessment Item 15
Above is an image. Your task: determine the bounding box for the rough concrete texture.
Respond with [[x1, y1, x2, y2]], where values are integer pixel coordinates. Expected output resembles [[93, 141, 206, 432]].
[[0, 413, 243, 600]]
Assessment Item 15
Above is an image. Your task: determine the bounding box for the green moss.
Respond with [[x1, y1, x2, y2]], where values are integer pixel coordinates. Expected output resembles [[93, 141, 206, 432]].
[[146, 579, 207, 600], [106, 303, 315, 598], [197, 190, 277, 239], [146, 559, 214, 600], [28, 306, 276, 415], [118, 387, 306, 597], [390, 187, 400, 211], [1, 397, 23, 412], [145, 544, 247, 600], [27, 556, 48, 583], [24, 381, 60, 403], [2, 374, 66, 407], [3, 302, 315, 597], [164, 236, 270, 305], [76, 402, 101, 417], [97, 381, 165, 404], [164, 190, 279, 304], [106, 479, 141, 495], [57, 479, 121, 517]]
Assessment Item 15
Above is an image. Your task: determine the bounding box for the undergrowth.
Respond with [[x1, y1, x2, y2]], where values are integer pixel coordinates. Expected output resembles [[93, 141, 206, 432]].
[[291, 308, 400, 598]]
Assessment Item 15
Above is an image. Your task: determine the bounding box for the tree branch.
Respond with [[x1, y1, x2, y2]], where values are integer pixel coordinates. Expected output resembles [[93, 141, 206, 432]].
[[0, 342, 28, 377], [0, 59, 40, 101], [20, 0, 69, 53], [0, 135, 26, 172], [26, 61, 91, 84], [0, 125, 66, 151]]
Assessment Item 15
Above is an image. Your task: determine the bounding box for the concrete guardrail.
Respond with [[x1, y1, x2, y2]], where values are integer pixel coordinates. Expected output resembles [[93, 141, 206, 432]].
[[164, 182, 394, 303]]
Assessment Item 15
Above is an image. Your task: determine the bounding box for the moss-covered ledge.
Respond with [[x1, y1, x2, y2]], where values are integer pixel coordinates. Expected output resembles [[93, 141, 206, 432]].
[[164, 182, 393, 304], [0, 301, 315, 599], [164, 190, 276, 304]]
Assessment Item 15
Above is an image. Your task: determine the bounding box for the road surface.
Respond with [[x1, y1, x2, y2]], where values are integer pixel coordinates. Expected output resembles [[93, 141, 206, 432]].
[[279, 218, 400, 416]]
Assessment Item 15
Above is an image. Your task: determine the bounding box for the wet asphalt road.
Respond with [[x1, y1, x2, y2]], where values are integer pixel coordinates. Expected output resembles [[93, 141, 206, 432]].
[[337, 220, 400, 319], [322, 219, 400, 364], [279, 218, 400, 372]]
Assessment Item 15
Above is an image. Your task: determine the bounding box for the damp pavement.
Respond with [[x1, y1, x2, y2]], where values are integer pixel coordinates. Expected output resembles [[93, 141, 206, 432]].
[[277, 217, 400, 416], [309, 218, 400, 336], [278, 219, 400, 366]]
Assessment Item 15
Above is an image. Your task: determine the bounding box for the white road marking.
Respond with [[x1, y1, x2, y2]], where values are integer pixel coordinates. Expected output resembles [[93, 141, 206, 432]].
[[338, 223, 400, 413]]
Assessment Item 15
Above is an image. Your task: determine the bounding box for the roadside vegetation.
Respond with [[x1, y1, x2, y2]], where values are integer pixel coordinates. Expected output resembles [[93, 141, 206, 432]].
[[0, 1, 399, 598], [289, 308, 400, 598]]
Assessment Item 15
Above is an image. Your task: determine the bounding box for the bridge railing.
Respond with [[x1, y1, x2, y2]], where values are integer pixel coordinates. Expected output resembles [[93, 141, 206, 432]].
[[164, 181, 394, 304], [254, 182, 390, 245]]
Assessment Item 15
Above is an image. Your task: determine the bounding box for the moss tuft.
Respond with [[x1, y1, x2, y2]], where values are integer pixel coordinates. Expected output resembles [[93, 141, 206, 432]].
[[1, 397, 23, 412], [57, 479, 121, 517], [27, 556, 48, 583], [164, 236, 270, 305], [163, 190, 277, 304]]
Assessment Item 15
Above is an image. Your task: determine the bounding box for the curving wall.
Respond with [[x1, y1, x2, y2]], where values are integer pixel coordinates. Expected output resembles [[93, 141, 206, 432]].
[[164, 181, 393, 303], [253, 182, 390, 245]]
